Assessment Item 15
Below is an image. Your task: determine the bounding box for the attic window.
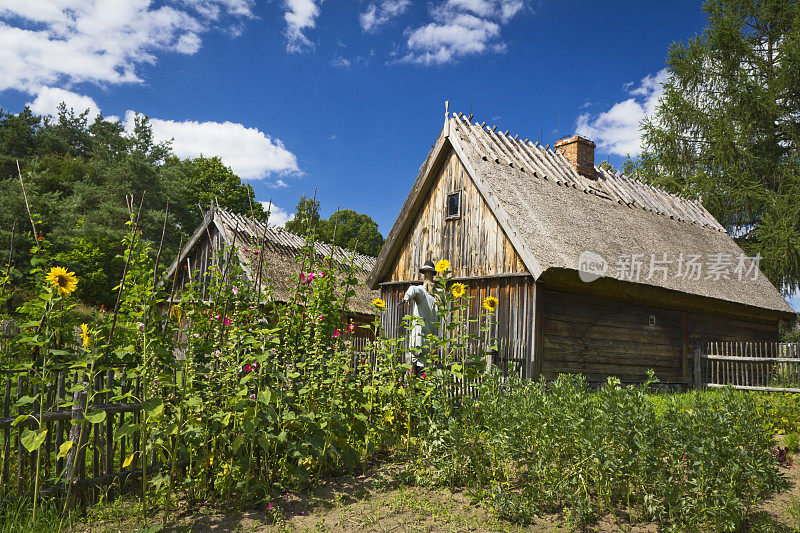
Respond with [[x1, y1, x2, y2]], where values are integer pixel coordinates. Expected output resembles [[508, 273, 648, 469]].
[[649, 315, 656, 327], [446, 190, 462, 220]]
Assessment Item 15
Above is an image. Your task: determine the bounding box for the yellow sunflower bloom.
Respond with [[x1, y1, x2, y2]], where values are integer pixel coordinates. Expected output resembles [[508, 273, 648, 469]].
[[451, 282, 466, 298], [372, 298, 386, 309], [435, 259, 450, 273], [170, 304, 183, 325], [46, 266, 78, 296], [482, 296, 499, 312], [79, 323, 91, 348]]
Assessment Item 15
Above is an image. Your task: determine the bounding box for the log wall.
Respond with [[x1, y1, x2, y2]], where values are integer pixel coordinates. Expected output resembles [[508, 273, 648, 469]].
[[386, 149, 527, 282], [380, 276, 535, 378], [540, 287, 780, 383]]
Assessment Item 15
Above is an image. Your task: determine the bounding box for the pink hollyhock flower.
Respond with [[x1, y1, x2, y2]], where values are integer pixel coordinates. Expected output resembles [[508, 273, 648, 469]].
[[215, 314, 221, 321], [245, 365, 252, 372], [346, 324, 355, 334], [249, 394, 255, 401], [318, 314, 324, 322], [332, 329, 341, 338], [232, 285, 239, 295], [224, 318, 232, 325], [244, 248, 249, 253], [300, 273, 306, 283]]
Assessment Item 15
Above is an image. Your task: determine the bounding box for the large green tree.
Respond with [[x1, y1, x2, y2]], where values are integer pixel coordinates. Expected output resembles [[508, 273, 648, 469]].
[[626, 0, 800, 295], [284, 195, 384, 257], [0, 105, 267, 307], [184, 156, 264, 221]]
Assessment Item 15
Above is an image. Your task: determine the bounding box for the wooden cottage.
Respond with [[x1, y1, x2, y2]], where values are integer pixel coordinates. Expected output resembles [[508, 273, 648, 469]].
[[367, 112, 795, 384], [163, 206, 378, 325]]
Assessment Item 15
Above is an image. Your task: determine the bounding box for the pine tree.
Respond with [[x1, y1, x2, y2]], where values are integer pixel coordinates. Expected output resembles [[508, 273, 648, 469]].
[[626, 0, 800, 295]]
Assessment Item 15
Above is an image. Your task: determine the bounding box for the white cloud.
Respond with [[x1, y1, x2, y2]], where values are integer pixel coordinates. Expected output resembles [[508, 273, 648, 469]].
[[124, 111, 300, 182], [27, 86, 101, 120], [400, 0, 524, 65], [0, 0, 253, 94], [576, 69, 668, 157], [360, 0, 411, 32], [331, 55, 351, 68], [268, 179, 289, 189], [260, 201, 294, 227], [284, 0, 320, 53]]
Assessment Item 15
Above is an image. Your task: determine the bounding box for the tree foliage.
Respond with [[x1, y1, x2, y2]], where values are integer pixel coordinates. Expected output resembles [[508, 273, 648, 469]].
[[0, 105, 264, 308], [625, 0, 800, 295], [285, 195, 384, 257]]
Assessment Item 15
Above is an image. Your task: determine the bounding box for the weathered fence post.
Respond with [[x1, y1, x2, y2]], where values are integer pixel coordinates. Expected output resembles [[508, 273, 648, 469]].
[[62, 380, 88, 510], [693, 346, 703, 389]]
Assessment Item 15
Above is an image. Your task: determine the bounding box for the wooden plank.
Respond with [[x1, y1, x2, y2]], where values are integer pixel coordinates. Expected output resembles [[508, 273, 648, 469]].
[[682, 312, 689, 380], [16, 374, 25, 493], [105, 369, 114, 477], [2, 374, 10, 485], [54, 371, 65, 478], [701, 355, 800, 364], [706, 383, 800, 394]]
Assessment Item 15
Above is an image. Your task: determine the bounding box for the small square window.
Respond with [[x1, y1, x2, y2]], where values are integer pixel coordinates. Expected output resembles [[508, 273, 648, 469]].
[[446, 191, 461, 220], [649, 315, 656, 327]]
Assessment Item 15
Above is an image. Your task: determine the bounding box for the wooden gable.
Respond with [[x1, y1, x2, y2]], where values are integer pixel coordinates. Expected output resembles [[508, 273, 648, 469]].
[[382, 148, 528, 283]]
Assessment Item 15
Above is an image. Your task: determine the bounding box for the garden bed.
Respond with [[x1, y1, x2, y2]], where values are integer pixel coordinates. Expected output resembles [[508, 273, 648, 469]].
[[70, 449, 798, 532]]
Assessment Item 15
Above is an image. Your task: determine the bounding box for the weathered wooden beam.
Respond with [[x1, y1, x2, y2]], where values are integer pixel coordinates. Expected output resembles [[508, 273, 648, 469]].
[[0, 402, 142, 429], [701, 354, 800, 364], [531, 283, 543, 379], [705, 383, 800, 394]]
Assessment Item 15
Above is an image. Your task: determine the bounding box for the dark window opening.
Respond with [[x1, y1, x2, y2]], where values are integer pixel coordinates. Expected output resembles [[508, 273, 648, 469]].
[[446, 191, 461, 220]]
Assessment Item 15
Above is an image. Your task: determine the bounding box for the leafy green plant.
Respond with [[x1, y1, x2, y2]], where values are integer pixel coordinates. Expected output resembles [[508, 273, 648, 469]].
[[406, 373, 788, 531], [785, 432, 799, 453]]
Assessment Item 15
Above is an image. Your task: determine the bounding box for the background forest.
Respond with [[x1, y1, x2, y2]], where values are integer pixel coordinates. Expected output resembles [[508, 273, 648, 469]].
[[0, 105, 383, 311]]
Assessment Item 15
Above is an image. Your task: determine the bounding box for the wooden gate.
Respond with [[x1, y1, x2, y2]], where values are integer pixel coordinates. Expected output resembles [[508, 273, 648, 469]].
[[1, 365, 148, 506], [694, 341, 800, 393]]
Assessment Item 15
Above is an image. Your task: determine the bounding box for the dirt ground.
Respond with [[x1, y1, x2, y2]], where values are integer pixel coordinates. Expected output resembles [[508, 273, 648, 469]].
[[82, 451, 800, 533]]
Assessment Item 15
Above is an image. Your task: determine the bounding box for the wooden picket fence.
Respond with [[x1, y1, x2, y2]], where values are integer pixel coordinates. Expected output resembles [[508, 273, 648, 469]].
[[695, 341, 800, 393], [1, 364, 147, 506]]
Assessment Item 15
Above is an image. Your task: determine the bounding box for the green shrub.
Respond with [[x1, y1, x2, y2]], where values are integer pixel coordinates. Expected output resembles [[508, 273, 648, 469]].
[[410, 374, 788, 531], [786, 432, 800, 452], [756, 392, 800, 433]]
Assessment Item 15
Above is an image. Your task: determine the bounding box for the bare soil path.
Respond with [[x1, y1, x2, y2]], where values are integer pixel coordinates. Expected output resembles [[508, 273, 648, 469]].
[[81, 452, 800, 532]]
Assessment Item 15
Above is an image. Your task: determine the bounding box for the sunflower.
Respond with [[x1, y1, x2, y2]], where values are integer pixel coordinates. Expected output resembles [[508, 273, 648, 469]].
[[482, 296, 499, 312], [435, 259, 450, 273], [451, 282, 466, 298], [79, 323, 91, 348], [170, 304, 183, 325], [46, 266, 78, 296], [372, 298, 386, 309]]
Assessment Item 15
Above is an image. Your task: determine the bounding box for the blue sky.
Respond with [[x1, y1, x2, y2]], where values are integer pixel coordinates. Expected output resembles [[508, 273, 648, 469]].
[[9, 1, 791, 309], [0, 0, 709, 228]]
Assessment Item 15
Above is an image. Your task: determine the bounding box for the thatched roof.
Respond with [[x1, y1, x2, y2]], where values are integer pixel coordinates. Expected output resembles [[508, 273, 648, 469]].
[[369, 112, 793, 316], [164, 207, 378, 316]]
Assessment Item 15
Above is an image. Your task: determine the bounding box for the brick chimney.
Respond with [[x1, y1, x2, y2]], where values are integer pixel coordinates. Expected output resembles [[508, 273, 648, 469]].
[[554, 135, 596, 179]]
